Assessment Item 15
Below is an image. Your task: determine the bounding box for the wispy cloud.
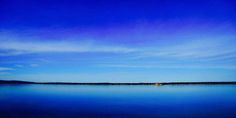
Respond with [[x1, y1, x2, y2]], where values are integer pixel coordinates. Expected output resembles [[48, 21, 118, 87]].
[[99, 64, 236, 69], [139, 38, 236, 60], [15, 64, 24, 68], [0, 22, 236, 62], [29, 64, 39, 67], [0, 67, 14, 71], [1, 38, 236, 61], [0, 40, 135, 56], [0, 67, 14, 75]]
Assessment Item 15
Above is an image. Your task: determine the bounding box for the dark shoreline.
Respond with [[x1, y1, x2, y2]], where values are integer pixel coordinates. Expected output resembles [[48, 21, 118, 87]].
[[1, 80, 236, 85]]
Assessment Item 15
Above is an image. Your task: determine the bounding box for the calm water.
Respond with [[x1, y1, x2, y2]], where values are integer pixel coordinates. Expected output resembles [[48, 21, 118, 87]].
[[0, 84, 236, 118]]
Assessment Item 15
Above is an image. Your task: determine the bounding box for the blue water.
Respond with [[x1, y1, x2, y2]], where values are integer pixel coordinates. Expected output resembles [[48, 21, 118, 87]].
[[0, 85, 236, 118]]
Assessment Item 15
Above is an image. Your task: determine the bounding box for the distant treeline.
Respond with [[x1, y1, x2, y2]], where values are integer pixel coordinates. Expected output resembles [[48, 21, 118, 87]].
[[1, 80, 236, 85]]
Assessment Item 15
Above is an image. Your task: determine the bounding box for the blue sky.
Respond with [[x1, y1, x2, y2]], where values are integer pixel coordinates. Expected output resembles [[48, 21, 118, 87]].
[[0, 0, 236, 82]]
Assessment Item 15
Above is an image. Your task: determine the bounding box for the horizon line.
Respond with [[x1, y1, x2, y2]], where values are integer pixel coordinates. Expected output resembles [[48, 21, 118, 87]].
[[1, 80, 236, 85]]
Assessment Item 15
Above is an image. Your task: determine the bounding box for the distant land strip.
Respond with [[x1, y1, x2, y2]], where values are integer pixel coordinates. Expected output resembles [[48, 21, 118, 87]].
[[1, 80, 236, 85]]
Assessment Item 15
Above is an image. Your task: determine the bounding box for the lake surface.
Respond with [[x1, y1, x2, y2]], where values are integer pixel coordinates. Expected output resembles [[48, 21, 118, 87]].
[[0, 84, 236, 118]]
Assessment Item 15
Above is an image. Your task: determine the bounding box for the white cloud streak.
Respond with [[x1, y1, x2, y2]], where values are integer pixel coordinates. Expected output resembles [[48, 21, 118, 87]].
[[0, 67, 14, 71], [0, 25, 236, 62], [99, 64, 236, 69], [0, 67, 13, 75], [139, 38, 236, 60], [0, 38, 236, 61], [0, 40, 135, 56]]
